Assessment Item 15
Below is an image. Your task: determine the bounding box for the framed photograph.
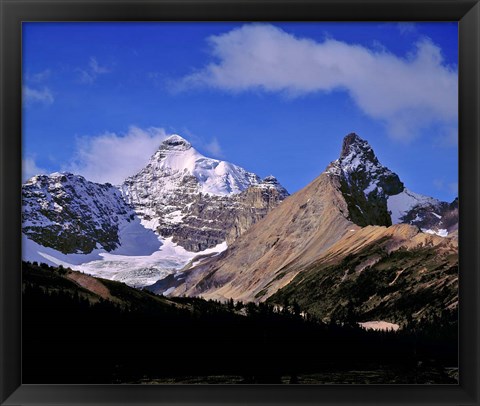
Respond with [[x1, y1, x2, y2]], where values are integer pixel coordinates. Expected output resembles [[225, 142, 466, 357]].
[[1, 0, 479, 405]]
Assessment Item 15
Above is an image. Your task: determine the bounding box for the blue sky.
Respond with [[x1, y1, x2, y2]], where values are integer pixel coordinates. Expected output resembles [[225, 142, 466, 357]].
[[22, 22, 458, 201]]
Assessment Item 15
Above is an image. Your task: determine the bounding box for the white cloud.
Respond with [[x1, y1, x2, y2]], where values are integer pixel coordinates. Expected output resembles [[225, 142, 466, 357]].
[[178, 24, 457, 141], [66, 126, 168, 184], [23, 86, 54, 105], [203, 138, 224, 157], [22, 157, 47, 182], [78, 57, 110, 84]]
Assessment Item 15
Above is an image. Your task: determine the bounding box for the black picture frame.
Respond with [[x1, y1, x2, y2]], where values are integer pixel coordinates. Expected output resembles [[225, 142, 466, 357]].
[[1, 0, 479, 405]]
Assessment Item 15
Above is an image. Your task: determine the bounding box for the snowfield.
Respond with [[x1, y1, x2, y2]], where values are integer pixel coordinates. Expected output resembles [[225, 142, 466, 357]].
[[22, 217, 228, 288]]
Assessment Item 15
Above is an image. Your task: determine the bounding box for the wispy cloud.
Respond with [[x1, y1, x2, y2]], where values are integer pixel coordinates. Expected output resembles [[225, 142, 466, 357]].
[[23, 86, 54, 105], [176, 128, 225, 158], [89, 57, 109, 74], [66, 126, 168, 184], [176, 24, 457, 142], [396, 22, 418, 36], [78, 57, 110, 84], [22, 157, 47, 182], [204, 137, 224, 158], [28, 69, 52, 83]]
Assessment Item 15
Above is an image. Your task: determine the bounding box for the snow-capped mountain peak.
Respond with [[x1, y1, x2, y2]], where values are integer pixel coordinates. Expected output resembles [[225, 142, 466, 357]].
[[324, 133, 456, 235], [159, 134, 193, 151], [327, 133, 404, 199], [134, 135, 264, 197], [339, 132, 378, 167], [119, 134, 289, 251]]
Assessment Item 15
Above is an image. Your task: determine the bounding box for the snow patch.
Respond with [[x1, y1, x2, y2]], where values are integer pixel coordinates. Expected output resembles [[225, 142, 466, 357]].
[[162, 287, 176, 296], [363, 181, 378, 196], [359, 321, 400, 331], [387, 188, 439, 224], [421, 228, 448, 237]]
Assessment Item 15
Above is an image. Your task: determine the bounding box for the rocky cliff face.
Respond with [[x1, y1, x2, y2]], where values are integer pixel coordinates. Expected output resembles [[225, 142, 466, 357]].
[[327, 133, 457, 235], [327, 133, 404, 226], [120, 135, 289, 251], [22, 173, 135, 254]]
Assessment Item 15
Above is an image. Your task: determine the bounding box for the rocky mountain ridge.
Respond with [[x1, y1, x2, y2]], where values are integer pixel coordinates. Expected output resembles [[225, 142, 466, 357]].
[[153, 133, 458, 323], [22, 132, 458, 324], [22, 135, 289, 255]]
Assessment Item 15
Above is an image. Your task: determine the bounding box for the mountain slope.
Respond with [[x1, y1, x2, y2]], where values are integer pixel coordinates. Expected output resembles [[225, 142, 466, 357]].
[[22, 173, 136, 254], [268, 223, 458, 324], [155, 133, 457, 308], [160, 169, 355, 301], [120, 134, 288, 251]]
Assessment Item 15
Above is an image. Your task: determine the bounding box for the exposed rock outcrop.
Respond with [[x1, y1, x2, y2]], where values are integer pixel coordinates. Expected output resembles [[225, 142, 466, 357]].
[[22, 173, 135, 254]]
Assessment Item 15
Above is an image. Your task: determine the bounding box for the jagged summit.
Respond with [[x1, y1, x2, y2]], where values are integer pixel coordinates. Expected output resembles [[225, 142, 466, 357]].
[[25, 172, 108, 188], [26, 171, 75, 183], [326, 133, 453, 230], [160, 134, 192, 151], [263, 175, 279, 184], [339, 133, 379, 168], [328, 133, 403, 197], [341, 133, 365, 156]]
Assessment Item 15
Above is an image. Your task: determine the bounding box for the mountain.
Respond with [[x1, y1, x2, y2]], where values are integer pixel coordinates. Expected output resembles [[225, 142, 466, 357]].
[[327, 133, 404, 227], [328, 133, 457, 234], [154, 133, 457, 323], [22, 173, 136, 254], [120, 134, 289, 251], [22, 135, 288, 286], [154, 160, 356, 300]]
